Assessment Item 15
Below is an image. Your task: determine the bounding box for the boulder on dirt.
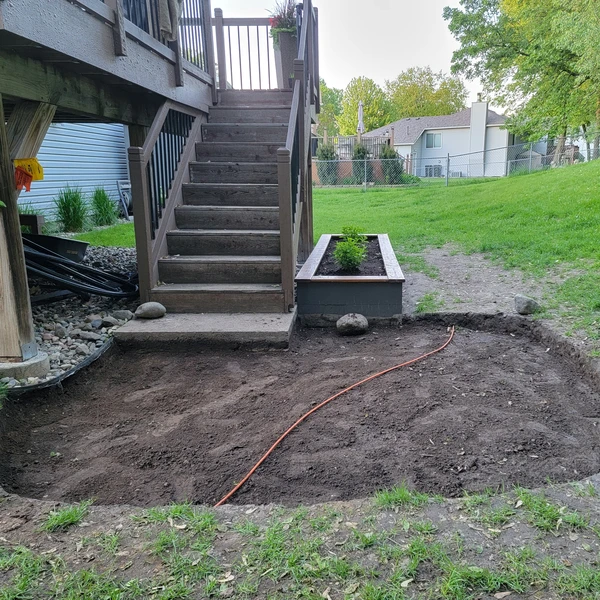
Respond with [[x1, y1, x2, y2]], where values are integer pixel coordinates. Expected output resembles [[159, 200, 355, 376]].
[[135, 302, 167, 320], [102, 316, 120, 328], [515, 294, 541, 315], [336, 313, 368, 336], [112, 309, 134, 321]]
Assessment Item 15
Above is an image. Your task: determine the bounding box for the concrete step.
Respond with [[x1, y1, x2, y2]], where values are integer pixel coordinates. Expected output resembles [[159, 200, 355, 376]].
[[114, 310, 296, 348], [167, 229, 280, 256], [195, 142, 282, 163], [189, 161, 278, 184], [182, 183, 279, 207], [158, 255, 281, 284], [175, 206, 279, 230], [217, 89, 293, 107], [202, 123, 287, 143], [209, 106, 290, 124], [149, 283, 286, 313]]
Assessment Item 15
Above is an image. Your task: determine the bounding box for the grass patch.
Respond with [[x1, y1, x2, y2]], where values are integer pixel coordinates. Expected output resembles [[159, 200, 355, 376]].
[[395, 253, 439, 278], [75, 221, 135, 248], [415, 291, 444, 313], [41, 499, 93, 533], [374, 483, 436, 509], [515, 488, 589, 532]]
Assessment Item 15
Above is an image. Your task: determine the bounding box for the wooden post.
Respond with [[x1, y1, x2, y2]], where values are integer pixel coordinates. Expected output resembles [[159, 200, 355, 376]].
[[0, 98, 56, 361], [214, 8, 227, 90], [202, 0, 218, 104], [277, 148, 295, 311], [106, 0, 127, 56], [128, 146, 153, 302], [390, 126, 395, 147]]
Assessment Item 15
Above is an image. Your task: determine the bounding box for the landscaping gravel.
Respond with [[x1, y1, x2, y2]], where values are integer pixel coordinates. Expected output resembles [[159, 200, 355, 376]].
[[2, 247, 138, 390]]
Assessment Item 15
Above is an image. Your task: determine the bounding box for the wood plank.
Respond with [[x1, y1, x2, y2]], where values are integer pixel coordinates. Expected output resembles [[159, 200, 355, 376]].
[[295, 233, 329, 281], [0, 97, 56, 360], [378, 234, 405, 282], [0, 220, 21, 359], [0, 49, 160, 126]]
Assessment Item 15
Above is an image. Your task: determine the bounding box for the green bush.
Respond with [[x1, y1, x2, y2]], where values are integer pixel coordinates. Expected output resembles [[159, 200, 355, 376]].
[[379, 145, 405, 184], [316, 143, 338, 185], [333, 225, 367, 271], [399, 173, 422, 184], [91, 187, 118, 227], [54, 186, 87, 232], [352, 144, 374, 184]]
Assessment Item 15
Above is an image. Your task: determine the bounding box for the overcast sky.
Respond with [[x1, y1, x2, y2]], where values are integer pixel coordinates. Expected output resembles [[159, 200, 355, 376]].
[[211, 0, 483, 104]]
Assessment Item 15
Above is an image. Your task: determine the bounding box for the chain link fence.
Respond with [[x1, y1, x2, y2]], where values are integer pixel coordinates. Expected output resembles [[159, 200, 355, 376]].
[[313, 140, 598, 188]]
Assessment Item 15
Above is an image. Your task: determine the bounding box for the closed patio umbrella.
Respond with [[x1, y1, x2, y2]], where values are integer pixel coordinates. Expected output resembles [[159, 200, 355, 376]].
[[357, 100, 365, 135]]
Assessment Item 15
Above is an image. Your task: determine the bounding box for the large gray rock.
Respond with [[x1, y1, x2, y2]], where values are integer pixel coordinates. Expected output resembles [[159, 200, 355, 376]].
[[79, 331, 102, 341], [102, 316, 120, 328], [112, 309, 134, 321], [135, 302, 167, 320], [54, 324, 68, 339], [515, 294, 541, 315], [336, 313, 369, 336]]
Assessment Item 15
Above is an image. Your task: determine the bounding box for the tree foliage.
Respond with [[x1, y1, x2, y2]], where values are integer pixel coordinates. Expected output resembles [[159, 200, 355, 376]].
[[443, 0, 600, 141], [337, 77, 392, 136], [386, 67, 467, 120], [317, 79, 343, 137]]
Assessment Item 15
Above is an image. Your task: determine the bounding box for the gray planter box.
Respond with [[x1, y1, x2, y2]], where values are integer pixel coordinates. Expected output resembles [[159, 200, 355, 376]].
[[274, 31, 297, 89], [296, 234, 405, 326]]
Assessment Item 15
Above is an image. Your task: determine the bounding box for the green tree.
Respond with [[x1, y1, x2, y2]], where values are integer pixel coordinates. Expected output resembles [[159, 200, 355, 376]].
[[317, 79, 343, 137], [338, 77, 392, 136], [443, 0, 600, 150], [386, 67, 467, 120]]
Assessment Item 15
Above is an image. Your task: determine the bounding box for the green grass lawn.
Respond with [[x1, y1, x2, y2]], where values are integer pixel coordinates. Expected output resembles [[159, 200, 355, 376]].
[[74, 221, 135, 248]]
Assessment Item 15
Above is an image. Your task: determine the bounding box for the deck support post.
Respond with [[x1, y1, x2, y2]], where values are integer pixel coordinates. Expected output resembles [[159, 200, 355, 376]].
[[0, 97, 56, 362]]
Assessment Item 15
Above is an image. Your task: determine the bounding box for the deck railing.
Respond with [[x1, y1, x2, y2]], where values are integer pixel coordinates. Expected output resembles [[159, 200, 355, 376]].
[[129, 102, 204, 300], [278, 0, 319, 310], [212, 10, 277, 89]]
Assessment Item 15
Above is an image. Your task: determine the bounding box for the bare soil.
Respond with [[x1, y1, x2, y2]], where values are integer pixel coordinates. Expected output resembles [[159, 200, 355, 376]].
[[1, 320, 599, 508], [316, 238, 385, 276]]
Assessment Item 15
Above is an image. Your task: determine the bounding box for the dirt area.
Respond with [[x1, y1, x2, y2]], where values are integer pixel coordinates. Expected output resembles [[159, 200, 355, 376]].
[[2, 320, 599, 509], [316, 237, 385, 276]]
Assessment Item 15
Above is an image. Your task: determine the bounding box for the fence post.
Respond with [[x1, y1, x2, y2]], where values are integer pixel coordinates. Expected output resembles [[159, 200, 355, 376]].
[[529, 148, 533, 173], [214, 8, 227, 90], [445, 153, 450, 187], [363, 157, 367, 191]]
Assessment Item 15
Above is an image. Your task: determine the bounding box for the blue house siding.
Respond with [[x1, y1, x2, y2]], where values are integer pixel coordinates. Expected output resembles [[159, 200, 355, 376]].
[[18, 123, 129, 218]]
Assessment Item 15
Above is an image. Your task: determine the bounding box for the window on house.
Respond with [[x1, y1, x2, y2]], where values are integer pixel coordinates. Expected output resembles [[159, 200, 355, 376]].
[[425, 133, 442, 149]]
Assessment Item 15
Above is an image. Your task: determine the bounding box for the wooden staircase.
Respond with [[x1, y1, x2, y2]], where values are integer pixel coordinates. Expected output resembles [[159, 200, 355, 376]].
[[150, 90, 293, 314]]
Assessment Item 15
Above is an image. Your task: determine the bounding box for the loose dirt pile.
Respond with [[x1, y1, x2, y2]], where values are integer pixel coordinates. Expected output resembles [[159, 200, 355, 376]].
[[1, 321, 599, 507]]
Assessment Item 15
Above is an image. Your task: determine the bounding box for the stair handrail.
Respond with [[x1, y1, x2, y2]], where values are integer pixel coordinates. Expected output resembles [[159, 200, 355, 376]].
[[128, 100, 204, 301], [277, 0, 319, 311]]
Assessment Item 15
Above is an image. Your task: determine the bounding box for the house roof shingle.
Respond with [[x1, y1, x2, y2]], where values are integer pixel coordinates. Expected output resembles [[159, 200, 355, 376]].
[[362, 108, 507, 145]]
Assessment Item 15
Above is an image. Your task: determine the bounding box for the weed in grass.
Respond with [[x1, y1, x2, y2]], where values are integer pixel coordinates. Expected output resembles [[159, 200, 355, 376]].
[[361, 581, 407, 600], [462, 490, 493, 512], [234, 520, 261, 537], [571, 481, 598, 498], [91, 187, 119, 227], [480, 505, 516, 527], [396, 253, 439, 278], [374, 483, 432, 509], [151, 529, 184, 556], [555, 565, 600, 597], [138, 502, 218, 536], [54, 186, 88, 232], [41, 499, 93, 532], [0, 545, 48, 598], [515, 488, 589, 532], [415, 292, 444, 313], [96, 532, 121, 555], [52, 568, 146, 599], [412, 520, 438, 535]]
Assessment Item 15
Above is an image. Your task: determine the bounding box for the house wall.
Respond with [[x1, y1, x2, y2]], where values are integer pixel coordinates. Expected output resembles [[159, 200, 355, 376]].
[[17, 123, 129, 218], [483, 126, 510, 176], [413, 128, 470, 177]]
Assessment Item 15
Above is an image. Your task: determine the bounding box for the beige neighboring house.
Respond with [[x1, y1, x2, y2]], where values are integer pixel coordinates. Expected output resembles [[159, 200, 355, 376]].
[[364, 100, 515, 178]]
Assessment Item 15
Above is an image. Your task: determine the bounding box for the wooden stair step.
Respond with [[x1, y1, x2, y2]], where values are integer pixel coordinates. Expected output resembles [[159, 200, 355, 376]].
[[189, 161, 278, 184], [195, 142, 282, 163], [182, 183, 279, 207], [209, 106, 291, 123], [158, 255, 281, 284], [175, 206, 279, 230], [202, 123, 287, 143], [217, 89, 293, 107], [167, 229, 280, 256], [149, 283, 285, 313]]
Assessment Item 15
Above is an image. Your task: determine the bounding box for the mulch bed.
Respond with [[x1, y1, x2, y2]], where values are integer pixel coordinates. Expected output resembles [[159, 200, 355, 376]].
[[316, 237, 386, 276], [1, 321, 599, 507]]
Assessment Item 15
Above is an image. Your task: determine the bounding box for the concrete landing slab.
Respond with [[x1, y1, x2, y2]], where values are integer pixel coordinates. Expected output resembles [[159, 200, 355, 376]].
[[113, 310, 297, 348], [0, 351, 50, 379]]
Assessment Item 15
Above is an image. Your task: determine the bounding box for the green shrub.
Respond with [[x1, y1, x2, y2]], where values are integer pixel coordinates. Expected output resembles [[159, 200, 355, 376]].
[[316, 143, 338, 185], [379, 145, 405, 184], [91, 187, 118, 227], [54, 186, 87, 232], [352, 144, 374, 184], [333, 225, 367, 271], [399, 173, 421, 185]]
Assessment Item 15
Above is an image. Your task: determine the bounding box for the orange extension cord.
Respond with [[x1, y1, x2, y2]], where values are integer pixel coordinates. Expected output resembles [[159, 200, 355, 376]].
[[214, 326, 456, 507]]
